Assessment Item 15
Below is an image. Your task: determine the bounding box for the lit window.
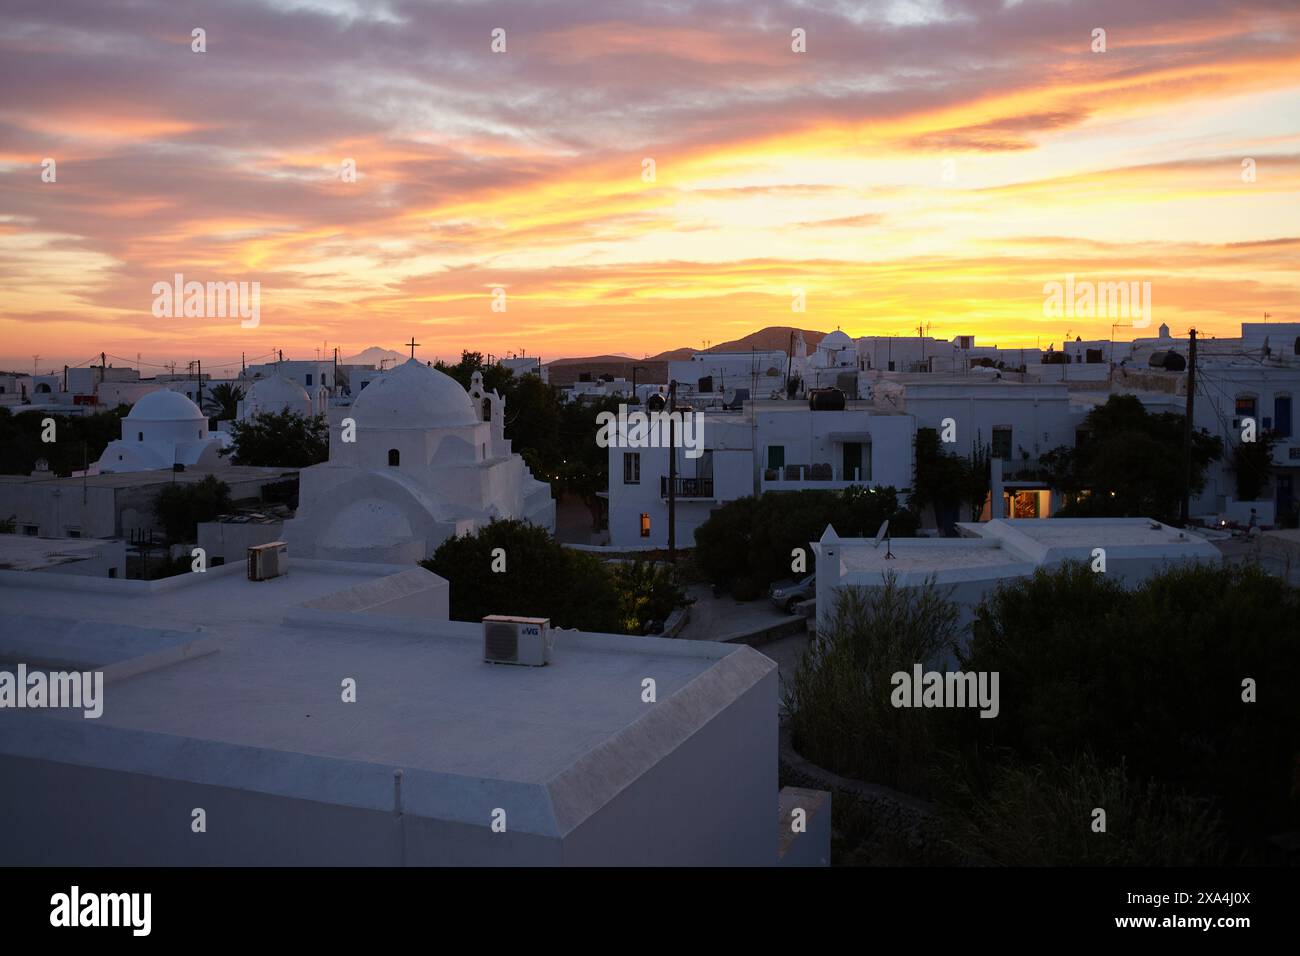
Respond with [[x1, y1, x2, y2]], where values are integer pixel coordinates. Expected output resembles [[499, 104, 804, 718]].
[[640, 513, 651, 538]]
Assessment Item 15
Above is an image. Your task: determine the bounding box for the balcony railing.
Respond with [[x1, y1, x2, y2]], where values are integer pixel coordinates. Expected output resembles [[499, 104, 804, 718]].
[[1000, 457, 1051, 482], [660, 476, 715, 498], [760, 464, 871, 490]]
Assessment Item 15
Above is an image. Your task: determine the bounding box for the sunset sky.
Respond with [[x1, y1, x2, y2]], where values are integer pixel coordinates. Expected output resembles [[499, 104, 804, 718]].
[[1, 0, 1298, 376]]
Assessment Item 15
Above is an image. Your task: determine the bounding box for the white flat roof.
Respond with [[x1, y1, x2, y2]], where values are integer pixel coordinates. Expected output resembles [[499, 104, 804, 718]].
[[0, 560, 772, 835], [839, 539, 1021, 575], [0, 535, 117, 571], [995, 519, 1196, 549]]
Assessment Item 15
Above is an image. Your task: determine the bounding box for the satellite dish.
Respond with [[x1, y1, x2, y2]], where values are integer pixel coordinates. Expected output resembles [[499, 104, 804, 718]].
[[872, 520, 894, 560]]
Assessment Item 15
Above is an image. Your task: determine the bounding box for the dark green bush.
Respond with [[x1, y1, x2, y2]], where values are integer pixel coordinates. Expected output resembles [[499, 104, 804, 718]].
[[695, 486, 916, 593], [938, 753, 1227, 866], [960, 560, 1300, 853], [153, 475, 232, 543], [783, 577, 960, 796]]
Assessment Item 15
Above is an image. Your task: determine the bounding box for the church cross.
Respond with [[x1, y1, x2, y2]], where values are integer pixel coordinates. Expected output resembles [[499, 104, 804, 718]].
[[406, 337, 420, 360]]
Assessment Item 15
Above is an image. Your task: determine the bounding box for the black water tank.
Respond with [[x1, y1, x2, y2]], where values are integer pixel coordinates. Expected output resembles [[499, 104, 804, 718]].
[[646, 393, 667, 412], [808, 387, 846, 411], [698, 375, 713, 393], [1149, 351, 1186, 371]]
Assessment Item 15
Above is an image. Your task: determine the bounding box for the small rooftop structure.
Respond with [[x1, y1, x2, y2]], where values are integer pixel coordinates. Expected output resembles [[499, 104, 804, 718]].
[[812, 518, 1221, 642]]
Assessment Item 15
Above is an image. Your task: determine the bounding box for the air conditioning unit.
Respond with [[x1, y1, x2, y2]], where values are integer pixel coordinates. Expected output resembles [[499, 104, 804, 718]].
[[247, 540, 288, 581], [483, 615, 553, 666]]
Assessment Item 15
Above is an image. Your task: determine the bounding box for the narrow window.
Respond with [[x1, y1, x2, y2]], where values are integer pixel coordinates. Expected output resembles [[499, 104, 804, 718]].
[[992, 427, 1013, 461], [388, 448, 400, 467]]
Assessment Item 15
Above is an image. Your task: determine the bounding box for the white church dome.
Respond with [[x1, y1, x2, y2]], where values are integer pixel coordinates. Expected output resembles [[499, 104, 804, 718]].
[[127, 389, 205, 422], [819, 330, 853, 350], [351, 358, 477, 429], [244, 376, 312, 417]]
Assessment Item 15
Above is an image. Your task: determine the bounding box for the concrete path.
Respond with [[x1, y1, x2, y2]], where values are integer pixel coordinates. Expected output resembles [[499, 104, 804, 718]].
[[678, 583, 794, 643]]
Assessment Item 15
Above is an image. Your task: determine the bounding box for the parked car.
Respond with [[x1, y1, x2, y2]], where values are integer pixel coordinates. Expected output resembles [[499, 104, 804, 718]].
[[769, 574, 815, 614]]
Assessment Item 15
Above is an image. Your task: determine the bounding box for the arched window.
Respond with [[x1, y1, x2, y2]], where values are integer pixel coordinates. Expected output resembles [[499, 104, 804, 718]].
[[482, 398, 492, 421], [138, 432, 144, 441], [388, 448, 400, 467]]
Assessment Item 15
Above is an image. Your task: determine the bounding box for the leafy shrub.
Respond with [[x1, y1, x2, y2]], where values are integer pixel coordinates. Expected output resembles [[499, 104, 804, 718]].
[[960, 561, 1300, 854], [611, 559, 688, 634], [228, 410, 328, 468], [153, 475, 232, 543], [937, 753, 1227, 865], [0, 406, 129, 476], [783, 577, 960, 795], [695, 486, 916, 593], [424, 520, 620, 632]]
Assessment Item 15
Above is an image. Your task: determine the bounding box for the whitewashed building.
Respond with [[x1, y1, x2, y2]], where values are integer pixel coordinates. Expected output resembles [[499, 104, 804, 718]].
[[606, 399, 915, 548], [0, 555, 826, 866], [811, 517, 1221, 640], [95, 390, 228, 474], [285, 359, 554, 562]]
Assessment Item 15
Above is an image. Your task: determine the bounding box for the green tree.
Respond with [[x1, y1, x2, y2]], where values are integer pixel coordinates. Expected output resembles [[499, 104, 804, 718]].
[[910, 428, 989, 531], [153, 475, 232, 542], [695, 486, 917, 595], [0, 406, 130, 476], [1044, 394, 1222, 521], [228, 409, 329, 468], [202, 382, 245, 422], [423, 519, 622, 632], [1230, 431, 1276, 502]]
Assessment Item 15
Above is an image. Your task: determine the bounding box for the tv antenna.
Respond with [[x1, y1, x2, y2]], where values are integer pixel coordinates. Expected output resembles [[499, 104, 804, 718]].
[[873, 519, 893, 560]]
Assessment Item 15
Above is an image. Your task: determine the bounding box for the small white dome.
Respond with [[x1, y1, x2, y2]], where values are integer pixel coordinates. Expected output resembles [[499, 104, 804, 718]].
[[126, 389, 205, 422], [819, 330, 853, 350], [351, 358, 477, 429], [245, 376, 312, 414]]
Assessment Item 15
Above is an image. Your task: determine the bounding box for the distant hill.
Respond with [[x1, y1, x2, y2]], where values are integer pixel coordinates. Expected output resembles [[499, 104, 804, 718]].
[[542, 326, 831, 386], [341, 346, 405, 367]]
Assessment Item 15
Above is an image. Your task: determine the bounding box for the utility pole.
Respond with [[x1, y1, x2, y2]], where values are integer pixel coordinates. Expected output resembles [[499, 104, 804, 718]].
[[197, 359, 203, 411], [631, 365, 645, 403], [1180, 328, 1197, 525], [667, 379, 677, 564]]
